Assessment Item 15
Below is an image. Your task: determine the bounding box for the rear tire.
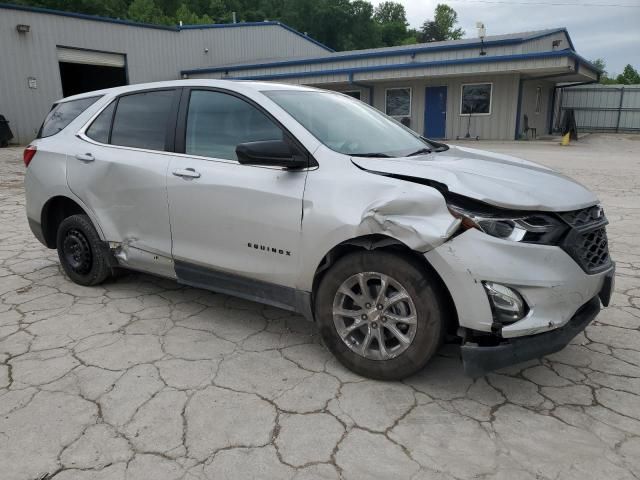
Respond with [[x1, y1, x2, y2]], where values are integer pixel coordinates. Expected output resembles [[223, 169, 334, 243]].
[[56, 214, 111, 286], [315, 250, 444, 380]]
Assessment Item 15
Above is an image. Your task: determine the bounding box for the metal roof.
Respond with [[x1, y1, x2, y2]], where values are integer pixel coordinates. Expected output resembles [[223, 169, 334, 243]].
[[0, 2, 333, 51], [182, 28, 577, 75]]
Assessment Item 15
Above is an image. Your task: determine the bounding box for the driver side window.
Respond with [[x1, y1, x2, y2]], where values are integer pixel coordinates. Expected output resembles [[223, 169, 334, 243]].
[[185, 90, 283, 161]]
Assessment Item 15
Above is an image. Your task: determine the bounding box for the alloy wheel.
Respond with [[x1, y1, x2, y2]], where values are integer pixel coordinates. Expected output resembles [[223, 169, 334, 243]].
[[332, 272, 417, 360]]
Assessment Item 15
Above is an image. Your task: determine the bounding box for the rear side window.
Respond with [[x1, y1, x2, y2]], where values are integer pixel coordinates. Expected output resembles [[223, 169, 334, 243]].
[[38, 96, 100, 138], [86, 101, 116, 144], [110, 90, 175, 151], [185, 90, 282, 160]]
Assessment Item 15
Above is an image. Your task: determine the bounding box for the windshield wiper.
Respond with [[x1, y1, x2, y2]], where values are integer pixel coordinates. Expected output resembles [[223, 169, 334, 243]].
[[350, 152, 394, 158], [406, 148, 432, 157]]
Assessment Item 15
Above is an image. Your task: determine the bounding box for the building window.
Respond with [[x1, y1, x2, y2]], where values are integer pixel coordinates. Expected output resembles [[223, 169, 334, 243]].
[[342, 90, 361, 100], [460, 83, 492, 115], [535, 86, 542, 114], [385, 88, 411, 117]]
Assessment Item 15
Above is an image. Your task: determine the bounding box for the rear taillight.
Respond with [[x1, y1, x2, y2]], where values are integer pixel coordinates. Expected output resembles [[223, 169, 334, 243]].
[[23, 145, 37, 167]]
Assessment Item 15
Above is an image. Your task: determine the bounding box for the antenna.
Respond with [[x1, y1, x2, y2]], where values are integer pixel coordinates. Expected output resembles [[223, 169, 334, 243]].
[[476, 22, 487, 56]]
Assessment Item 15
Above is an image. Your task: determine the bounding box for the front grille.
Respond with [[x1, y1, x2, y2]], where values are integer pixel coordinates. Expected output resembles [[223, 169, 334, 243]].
[[560, 205, 604, 228], [559, 206, 611, 274]]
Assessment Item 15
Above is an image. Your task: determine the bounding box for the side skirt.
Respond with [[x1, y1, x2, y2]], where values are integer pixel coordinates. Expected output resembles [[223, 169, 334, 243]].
[[174, 260, 314, 322]]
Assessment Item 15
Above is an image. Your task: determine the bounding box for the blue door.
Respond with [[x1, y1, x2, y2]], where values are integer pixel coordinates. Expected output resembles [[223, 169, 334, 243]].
[[424, 86, 447, 139]]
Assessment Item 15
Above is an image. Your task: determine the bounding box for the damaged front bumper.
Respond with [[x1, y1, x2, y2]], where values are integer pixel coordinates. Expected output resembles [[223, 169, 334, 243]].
[[460, 295, 601, 377], [424, 228, 615, 375]]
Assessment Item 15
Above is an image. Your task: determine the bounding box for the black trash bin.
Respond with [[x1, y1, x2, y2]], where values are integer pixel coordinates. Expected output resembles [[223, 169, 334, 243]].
[[0, 114, 14, 147]]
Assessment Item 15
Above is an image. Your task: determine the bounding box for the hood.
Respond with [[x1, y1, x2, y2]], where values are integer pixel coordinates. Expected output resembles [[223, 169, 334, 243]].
[[351, 145, 598, 212]]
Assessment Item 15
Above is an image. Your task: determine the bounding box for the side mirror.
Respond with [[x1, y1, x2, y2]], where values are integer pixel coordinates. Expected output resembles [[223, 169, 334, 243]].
[[236, 140, 308, 169]]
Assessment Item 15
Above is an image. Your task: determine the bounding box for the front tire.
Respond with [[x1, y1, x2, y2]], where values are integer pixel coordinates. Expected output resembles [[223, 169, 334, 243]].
[[56, 214, 111, 286], [315, 251, 444, 380]]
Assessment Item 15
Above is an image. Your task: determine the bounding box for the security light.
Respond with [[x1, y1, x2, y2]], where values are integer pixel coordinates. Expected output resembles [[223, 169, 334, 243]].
[[16, 24, 30, 33], [476, 22, 487, 56]]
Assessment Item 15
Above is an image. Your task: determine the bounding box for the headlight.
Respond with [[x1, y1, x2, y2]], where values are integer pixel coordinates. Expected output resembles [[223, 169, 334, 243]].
[[447, 202, 564, 243]]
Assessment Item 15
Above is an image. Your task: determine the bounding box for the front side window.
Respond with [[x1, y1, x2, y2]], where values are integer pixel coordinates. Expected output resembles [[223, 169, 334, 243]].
[[38, 96, 100, 138], [385, 88, 411, 117], [265, 90, 428, 157], [461, 83, 492, 115], [110, 90, 175, 151], [185, 90, 282, 161]]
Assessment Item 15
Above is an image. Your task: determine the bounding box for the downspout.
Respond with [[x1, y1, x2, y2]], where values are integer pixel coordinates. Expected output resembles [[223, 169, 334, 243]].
[[348, 73, 374, 106], [548, 86, 557, 135], [514, 77, 524, 140]]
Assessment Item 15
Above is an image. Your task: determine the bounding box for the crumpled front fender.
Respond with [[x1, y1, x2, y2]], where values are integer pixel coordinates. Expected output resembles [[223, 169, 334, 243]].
[[359, 191, 461, 252], [297, 148, 459, 291]]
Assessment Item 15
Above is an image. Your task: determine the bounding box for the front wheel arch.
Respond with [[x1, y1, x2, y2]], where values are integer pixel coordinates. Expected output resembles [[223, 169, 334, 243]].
[[310, 234, 458, 335]]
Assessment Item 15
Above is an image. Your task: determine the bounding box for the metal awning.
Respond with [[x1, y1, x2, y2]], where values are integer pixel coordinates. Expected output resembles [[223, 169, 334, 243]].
[[57, 47, 125, 68]]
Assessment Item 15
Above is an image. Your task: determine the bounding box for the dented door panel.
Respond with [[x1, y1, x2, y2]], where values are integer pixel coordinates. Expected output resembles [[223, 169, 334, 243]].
[[66, 145, 172, 257]]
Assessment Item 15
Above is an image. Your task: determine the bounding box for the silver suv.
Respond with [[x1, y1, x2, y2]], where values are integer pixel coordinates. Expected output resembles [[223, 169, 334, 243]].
[[24, 80, 614, 380]]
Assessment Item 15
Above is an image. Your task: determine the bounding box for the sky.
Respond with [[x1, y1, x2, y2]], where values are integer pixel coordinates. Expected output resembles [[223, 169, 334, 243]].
[[370, 0, 640, 75]]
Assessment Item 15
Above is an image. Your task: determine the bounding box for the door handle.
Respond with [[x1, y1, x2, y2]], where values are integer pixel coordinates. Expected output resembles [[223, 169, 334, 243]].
[[172, 168, 201, 179], [75, 153, 95, 162]]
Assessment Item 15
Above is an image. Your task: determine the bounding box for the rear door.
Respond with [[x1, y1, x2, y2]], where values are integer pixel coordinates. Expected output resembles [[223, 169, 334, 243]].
[[166, 88, 308, 290], [69, 88, 180, 261]]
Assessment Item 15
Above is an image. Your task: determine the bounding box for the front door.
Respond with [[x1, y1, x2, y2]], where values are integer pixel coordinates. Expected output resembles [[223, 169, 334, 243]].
[[166, 89, 307, 290], [424, 86, 447, 139]]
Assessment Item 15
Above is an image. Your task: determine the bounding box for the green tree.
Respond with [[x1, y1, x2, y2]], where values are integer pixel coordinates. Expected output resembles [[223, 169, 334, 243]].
[[591, 58, 606, 75], [127, 0, 169, 24], [590, 58, 618, 84], [374, 1, 411, 47], [420, 4, 464, 43], [344, 0, 380, 50], [175, 3, 212, 24], [14, 0, 456, 50], [616, 64, 640, 85]]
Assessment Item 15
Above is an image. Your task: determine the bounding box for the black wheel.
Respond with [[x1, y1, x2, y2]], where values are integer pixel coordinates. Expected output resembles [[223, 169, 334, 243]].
[[56, 214, 111, 286], [315, 251, 444, 380]]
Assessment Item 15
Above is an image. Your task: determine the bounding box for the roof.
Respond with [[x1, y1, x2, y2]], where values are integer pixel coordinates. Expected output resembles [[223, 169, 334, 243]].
[[182, 28, 577, 75], [58, 79, 318, 102], [0, 2, 333, 52]]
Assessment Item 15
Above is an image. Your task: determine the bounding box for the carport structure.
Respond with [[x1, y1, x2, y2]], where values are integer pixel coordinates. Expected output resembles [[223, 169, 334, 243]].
[[184, 29, 600, 140]]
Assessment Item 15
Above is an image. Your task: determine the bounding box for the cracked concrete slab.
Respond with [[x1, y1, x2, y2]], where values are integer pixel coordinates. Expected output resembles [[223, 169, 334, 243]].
[[1, 135, 639, 479]]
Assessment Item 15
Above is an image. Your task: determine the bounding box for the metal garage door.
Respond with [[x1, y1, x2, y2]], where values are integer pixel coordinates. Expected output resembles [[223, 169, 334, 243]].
[[56, 47, 125, 68]]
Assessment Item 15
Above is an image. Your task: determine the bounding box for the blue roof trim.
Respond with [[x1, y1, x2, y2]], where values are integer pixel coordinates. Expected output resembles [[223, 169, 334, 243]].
[[0, 2, 334, 51], [570, 51, 602, 73], [181, 28, 571, 75], [225, 49, 580, 81], [275, 22, 335, 52]]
